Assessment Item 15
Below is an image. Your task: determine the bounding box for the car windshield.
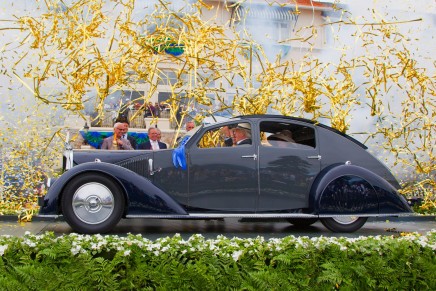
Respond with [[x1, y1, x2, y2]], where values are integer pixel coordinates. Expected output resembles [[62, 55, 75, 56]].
[[174, 124, 203, 147]]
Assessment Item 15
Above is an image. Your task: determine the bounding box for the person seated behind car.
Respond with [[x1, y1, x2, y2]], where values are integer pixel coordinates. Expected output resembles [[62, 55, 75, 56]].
[[155, 128, 168, 148], [138, 127, 168, 150], [101, 122, 133, 150], [185, 121, 195, 132], [232, 123, 252, 146], [115, 118, 137, 149], [267, 129, 295, 147]]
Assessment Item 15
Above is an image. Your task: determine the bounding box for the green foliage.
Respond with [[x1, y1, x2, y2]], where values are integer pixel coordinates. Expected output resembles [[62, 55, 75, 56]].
[[0, 232, 435, 290]]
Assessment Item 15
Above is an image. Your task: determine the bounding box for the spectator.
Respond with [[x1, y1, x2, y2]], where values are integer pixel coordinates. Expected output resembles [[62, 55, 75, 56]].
[[176, 105, 183, 126], [154, 102, 161, 117], [156, 128, 168, 148], [117, 119, 137, 149], [134, 102, 142, 110], [185, 121, 195, 132], [101, 122, 133, 150], [148, 102, 156, 117], [143, 104, 152, 117], [138, 127, 167, 150]]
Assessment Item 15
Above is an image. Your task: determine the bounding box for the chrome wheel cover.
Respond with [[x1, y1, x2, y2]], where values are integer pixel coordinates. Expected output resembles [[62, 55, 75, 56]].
[[72, 182, 115, 225], [331, 216, 359, 225]]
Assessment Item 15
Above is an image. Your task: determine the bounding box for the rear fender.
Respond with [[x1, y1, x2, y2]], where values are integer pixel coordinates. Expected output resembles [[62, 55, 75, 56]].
[[309, 164, 412, 215], [39, 162, 188, 216]]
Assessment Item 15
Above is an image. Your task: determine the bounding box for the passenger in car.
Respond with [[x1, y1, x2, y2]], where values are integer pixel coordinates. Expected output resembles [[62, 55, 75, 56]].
[[267, 129, 295, 147], [220, 125, 233, 147], [232, 123, 252, 146]]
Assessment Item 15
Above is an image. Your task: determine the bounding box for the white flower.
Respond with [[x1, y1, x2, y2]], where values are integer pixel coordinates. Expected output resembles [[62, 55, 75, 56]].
[[0, 245, 8, 256], [123, 250, 131, 256], [71, 246, 82, 255], [232, 250, 243, 261]]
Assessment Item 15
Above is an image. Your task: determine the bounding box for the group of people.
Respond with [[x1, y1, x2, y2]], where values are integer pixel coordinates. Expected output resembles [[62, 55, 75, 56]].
[[143, 101, 170, 118], [219, 123, 294, 147], [101, 119, 167, 150], [100, 119, 293, 151]]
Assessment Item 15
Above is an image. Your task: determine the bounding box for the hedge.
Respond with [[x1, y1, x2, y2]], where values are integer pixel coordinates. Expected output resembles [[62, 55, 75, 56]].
[[1, 231, 435, 290]]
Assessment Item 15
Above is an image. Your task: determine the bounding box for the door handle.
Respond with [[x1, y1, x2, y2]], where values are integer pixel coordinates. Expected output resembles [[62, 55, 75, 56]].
[[307, 155, 321, 160], [148, 159, 162, 176], [241, 154, 257, 160]]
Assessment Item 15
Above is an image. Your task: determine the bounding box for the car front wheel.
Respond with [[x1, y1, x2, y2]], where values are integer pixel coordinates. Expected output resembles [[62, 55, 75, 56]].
[[320, 216, 368, 233], [61, 173, 125, 234]]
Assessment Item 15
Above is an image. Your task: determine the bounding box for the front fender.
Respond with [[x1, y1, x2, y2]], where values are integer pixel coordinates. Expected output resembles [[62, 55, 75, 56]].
[[309, 164, 412, 215], [39, 162, 188, 216]]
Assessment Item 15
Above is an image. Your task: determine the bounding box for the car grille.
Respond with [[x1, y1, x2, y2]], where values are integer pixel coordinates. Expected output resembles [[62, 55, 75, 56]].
[[116, 156, 148, 177]]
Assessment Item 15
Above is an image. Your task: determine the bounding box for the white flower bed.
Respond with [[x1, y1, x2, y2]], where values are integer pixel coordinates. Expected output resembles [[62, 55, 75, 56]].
[[1, 230, 435, 259]]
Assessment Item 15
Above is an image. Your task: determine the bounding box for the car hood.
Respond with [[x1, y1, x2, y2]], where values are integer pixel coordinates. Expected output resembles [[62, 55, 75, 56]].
[[71, 149, 167, 167]]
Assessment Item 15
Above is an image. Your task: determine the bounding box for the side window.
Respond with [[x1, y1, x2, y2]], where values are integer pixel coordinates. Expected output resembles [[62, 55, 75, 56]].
[[260, 121, 316, 149], [197, 127, 220, 149], [197, 122, 252, 148]]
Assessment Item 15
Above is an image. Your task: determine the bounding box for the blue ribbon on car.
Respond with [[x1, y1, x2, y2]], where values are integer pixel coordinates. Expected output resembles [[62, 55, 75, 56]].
[[172, 136, 190, 170]]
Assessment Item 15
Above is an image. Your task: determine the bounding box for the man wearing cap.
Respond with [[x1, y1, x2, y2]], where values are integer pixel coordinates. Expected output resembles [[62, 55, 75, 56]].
[[232, 123, 252, 146], [267, 130, 295, 143]]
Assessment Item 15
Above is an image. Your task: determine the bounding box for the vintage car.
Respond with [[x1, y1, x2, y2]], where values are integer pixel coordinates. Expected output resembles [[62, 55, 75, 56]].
[[38, 115, 412, 234]]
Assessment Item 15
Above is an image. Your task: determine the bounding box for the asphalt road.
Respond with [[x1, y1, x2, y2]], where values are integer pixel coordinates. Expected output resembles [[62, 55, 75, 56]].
[[0, 216, 434, 239]]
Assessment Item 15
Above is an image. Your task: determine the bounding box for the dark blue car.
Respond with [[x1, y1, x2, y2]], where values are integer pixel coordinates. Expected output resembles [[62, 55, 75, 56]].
[[38, 115, 412, 234]]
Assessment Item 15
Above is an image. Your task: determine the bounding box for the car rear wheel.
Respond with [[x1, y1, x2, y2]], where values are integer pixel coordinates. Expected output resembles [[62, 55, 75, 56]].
[[287, 218, 318, 227], [320, 216, 368, 233], [61, 173, 125, 234]]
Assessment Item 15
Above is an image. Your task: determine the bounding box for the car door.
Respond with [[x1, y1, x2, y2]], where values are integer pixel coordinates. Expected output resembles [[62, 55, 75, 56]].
[[151, 149, 189, 207], [187, 121, 258, 212], [257, 119, 321, 211]]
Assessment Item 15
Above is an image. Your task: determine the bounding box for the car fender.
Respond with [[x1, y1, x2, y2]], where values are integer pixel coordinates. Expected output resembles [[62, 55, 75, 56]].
[[309, 164, 412, 215], [39, 162, 188, 216]]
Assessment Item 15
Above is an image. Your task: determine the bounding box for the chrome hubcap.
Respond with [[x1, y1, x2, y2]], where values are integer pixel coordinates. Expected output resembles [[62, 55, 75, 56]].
[[332, 216, 359, 225], [72, 182, 114, 224]]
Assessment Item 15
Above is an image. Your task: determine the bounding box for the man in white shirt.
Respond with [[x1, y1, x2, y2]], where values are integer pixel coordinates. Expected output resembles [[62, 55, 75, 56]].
[[139, 127, 167, 150]]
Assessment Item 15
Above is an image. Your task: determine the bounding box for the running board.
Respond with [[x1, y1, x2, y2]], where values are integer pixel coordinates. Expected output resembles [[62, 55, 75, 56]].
[[125, 213, 415, 219], [36, 213, 415, 219]]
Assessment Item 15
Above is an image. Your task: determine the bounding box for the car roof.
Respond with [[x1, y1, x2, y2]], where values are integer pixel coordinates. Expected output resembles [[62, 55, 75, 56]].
[[203, 114, 367, 150]]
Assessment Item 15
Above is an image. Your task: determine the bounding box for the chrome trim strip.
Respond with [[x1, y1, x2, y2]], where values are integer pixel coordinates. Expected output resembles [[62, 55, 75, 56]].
[[36, 214, 60, 218], [127, 213, 317, 219]]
